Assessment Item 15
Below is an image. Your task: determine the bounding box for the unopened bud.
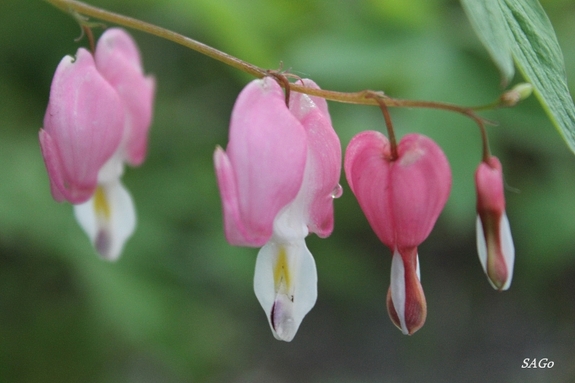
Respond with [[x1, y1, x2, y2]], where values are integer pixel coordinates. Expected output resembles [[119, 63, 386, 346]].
[[386, 248, 427, 335], [475, 156, 515, 291], [500, 83, 533, 107]]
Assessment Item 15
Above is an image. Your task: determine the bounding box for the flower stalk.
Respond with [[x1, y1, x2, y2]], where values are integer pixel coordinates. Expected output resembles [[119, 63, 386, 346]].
[[366, 92, 399, 160], [43, 0, 525, 129]]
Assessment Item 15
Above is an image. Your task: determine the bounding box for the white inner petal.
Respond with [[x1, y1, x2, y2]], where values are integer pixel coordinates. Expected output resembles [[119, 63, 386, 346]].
[[390, 249, 408, 335], [271, 190, 309, 242], [476, 214, 515, 290], [253, 206, 318, 342], [499, 213, 515, 290], [74, 179, 136, 261], [476, 215, 488, 275], [97, 153, 125, 184]]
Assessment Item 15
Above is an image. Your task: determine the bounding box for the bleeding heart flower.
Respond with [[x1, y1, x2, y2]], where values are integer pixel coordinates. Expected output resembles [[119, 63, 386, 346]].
[[40, 47, 125, 204], [214, 77, 341, 341], [40, 28, 155, 261], [345, 131, 451, 334], [94, 28, 155, 166], [475, 156, 514, 291]]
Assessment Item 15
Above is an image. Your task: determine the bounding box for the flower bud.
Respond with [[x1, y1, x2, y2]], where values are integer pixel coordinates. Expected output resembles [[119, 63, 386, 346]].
[[345, 132, 451, 249], [500, 83, 533, 107], [475, 156, 515, 291], [345, 132, 451, 334]]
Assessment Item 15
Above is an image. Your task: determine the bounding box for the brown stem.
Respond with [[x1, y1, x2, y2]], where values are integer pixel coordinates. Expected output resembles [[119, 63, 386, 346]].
[[83, 24, 95, 53], [43, 0, 497, 140], [267, 70, 292, 108], [44, 0, 268, 79], [477, 118, 492, 163], [366, 92, 398, 160]]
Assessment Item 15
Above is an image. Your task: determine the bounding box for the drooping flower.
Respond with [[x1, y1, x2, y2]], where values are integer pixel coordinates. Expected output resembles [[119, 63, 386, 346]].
[[94, 28, 155, 166], [475, 156, 514, 291], [39, 47, 125, 204], [214, 77, 341, 341], [345, 131, 451, 334], [39, 28, 155, 261]]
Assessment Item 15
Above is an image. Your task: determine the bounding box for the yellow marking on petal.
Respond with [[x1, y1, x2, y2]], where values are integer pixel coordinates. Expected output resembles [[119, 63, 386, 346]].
[[273, 247, 291, 291], [93, 186, 111, 220]]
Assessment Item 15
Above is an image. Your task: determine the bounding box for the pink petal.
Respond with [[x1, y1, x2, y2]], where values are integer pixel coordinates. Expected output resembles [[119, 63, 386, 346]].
[[214, 146, 254, 246], [216, 78, 307, 246], [41, 49, 124, 204], [390, 134, 452, 247], [344, 130, 395, 246], [95, 28, 155, 166], [38, 129, 66, 202], [289, 79, 342, 237], [345, 132, 451, 248], [475, 156, 505, 212], [289, 79, 332, 125]]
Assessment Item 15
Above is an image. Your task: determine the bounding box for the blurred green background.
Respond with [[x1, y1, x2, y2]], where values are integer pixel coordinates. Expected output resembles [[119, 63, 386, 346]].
[[1, 0, 575, 382]]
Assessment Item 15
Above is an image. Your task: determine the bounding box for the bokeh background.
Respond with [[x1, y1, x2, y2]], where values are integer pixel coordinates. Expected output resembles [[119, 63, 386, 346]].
[[2, 0, 575, 382]]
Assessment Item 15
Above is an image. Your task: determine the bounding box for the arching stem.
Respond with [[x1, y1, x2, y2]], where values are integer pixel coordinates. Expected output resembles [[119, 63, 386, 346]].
[[43, 0, 504, 142], [44, 0, 268, 78]]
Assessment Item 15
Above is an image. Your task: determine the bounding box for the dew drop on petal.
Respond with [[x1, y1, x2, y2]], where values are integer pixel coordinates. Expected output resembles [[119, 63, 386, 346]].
[[331, 184, 343, 199]]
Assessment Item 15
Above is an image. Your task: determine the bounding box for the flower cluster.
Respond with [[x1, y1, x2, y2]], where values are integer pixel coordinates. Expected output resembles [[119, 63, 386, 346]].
[[39, 29, 515, 340], [215, 78, 516, 340], [39, 28, 155, 261]]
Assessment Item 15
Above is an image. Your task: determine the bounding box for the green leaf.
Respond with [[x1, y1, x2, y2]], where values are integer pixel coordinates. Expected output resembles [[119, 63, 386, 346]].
[[462, 0, 575, 155], [500, 0, 575, 154], [460, 0, 515, 85]]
